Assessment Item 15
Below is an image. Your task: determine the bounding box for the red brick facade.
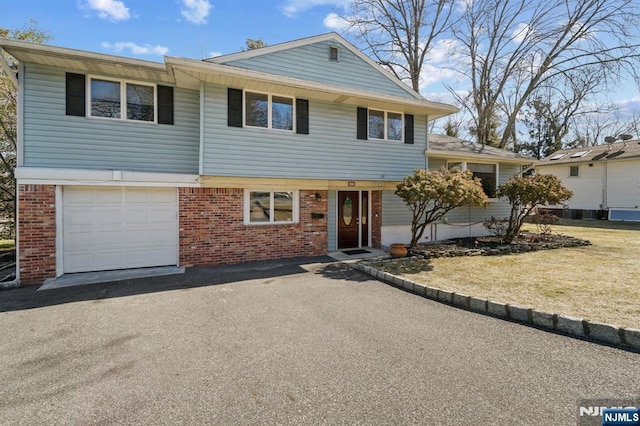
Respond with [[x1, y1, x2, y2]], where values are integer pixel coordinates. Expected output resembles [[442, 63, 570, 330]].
[[179, 188, 329, 267], [18, 186, 383, 285], [18, 184, 57, 285]]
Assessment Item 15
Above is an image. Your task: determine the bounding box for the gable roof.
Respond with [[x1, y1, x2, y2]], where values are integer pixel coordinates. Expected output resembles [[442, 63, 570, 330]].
[[536, 140, 640, 166], [0, 36, 459, 120], [428, 134, 532, 164], [206, 33, 422, 100]]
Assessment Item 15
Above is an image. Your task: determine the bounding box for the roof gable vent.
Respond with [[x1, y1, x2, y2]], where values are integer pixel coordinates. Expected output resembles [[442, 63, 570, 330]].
[[329, 46, 339, 61]]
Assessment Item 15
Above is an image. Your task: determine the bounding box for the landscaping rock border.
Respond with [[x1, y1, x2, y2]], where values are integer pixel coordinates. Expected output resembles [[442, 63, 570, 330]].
[[352, 257, 640, 352], [411, 233, 591, 259]]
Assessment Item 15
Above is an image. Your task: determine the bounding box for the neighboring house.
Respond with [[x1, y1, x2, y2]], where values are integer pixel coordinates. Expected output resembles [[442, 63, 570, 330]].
[[382, 134, 531, 244], [536, 140, 640, 221], [0, 33, 529, 285]]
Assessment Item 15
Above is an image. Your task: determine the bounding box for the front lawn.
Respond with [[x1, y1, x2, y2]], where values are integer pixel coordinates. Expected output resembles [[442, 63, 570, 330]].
[[373, 220, 640, 329]]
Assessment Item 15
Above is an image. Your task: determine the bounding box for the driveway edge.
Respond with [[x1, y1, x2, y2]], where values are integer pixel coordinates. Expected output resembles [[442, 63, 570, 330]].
[[352, 258, 640, 351]]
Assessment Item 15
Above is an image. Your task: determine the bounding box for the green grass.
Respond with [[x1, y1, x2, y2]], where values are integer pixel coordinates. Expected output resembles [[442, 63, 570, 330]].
[[373, 220, 640, 329]]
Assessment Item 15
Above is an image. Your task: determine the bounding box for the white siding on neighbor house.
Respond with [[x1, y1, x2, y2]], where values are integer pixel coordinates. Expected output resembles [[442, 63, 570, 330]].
[[222, 40, 414, 99], [537, 163, 605, 210], [605, 160, 640, 209], [22, 63, 200, 174], [202, 83, 427, 180]]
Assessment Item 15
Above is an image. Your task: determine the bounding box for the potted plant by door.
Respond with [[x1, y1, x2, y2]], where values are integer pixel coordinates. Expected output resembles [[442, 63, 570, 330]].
[[389, 243, 408, 258]]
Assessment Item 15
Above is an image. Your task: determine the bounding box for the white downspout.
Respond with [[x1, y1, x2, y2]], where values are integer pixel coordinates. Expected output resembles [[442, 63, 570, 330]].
[[425, 115, 429, 170]]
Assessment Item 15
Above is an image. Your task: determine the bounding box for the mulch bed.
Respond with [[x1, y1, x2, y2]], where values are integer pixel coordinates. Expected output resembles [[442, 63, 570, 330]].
[[410, 232, 591, 258]]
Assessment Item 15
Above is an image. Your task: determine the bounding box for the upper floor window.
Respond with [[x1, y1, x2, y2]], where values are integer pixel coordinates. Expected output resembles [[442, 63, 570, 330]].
[[357, 107, 412, 143], [368, 109, 403, 141], [65, 73, 174, 124], [89, 77, 155, 122], [245, 91, 294, 131]]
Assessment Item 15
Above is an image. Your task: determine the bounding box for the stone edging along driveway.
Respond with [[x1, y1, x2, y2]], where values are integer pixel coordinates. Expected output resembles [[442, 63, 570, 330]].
[[352, 257, 640, 352]]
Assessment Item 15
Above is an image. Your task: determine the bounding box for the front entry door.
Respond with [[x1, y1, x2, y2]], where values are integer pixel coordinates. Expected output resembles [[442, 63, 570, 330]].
[[338, 191, 359, 249]]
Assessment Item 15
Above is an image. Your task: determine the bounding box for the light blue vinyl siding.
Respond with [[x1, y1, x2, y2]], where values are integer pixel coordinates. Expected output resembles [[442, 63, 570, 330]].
[[222, 40, 415, 99], [428, 158, 447, 170], [202, 84, 427, 180], [22, 63, 200, 173], [382, 163, 521, 225]]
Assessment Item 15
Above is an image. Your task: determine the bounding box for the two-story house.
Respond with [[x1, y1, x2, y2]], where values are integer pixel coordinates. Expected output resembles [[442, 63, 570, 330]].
[[0, 33, 530, 285]]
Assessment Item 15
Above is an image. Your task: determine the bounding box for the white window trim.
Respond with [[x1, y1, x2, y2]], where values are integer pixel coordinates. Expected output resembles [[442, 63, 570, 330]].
[[243, 91, 296, 132], [446, 160, 500, 200], [368, 109, 404, 142], [244, 189, 299, 225], [87, 75, 158, 124]]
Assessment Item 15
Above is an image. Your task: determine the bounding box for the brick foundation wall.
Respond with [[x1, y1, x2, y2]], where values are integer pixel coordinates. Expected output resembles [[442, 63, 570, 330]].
[[179, 188, 328, 267], [371, 190, 382, 248], [18, 184, 57, 285]]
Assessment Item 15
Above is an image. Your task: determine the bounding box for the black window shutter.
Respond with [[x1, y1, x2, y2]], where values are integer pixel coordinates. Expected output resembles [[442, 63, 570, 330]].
[[228, 88, 243, 127], [296, 99, 309, 134], [157, 85, 174, 125], [404, 114, 414, 144], [66, 73, 86, 116], [357, 107, 368, 140]]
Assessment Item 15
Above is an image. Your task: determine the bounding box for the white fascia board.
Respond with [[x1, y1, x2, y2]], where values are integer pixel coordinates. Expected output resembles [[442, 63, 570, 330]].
[[15, 167, 201, 187], [428, 151, 532, 165]]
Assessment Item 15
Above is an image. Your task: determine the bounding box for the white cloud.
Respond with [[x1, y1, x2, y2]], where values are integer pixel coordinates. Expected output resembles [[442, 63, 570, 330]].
[[181, 0, 212, 24], [208, 51, 223, 58], [282, 0, 351, 18], [323, 12, 350, 31], [419, 64, 460, 90], [512, 23, 529, 44], [101, 41, 169, 56], [81, 0, 130, 21]]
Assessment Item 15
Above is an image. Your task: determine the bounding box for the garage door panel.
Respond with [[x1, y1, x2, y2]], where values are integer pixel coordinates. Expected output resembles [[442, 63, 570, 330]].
[[95, 208, 124, 225], [150, 209, 177, 224], [63, 187, 178, 273], [65, 187, 98, 203], [65, 231, 95, 250], [64, 208, 96, 226], [97, 188, 123, 203], [124, 209, 152, 224]]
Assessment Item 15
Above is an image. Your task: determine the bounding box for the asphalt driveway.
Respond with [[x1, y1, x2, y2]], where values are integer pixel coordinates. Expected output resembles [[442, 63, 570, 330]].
[[0, 257, 638, 425]]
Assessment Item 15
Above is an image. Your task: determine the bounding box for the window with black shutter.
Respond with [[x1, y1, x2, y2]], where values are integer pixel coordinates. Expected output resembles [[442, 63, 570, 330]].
[[66, 73, 86, 117], [296, 99, 309, 134], [228, 88, 243, 127], [357, 107, 368, 140], [404, 114, 414, 144], [157, 85, 174, 125]]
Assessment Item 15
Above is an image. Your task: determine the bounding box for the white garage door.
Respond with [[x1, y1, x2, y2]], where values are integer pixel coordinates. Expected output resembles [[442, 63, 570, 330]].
[[63, 187, 178, 273]]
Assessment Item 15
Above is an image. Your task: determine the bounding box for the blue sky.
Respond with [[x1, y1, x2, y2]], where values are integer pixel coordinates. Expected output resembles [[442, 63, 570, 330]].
[[4, 0, 352, 60], [4, 0, 639, 123]]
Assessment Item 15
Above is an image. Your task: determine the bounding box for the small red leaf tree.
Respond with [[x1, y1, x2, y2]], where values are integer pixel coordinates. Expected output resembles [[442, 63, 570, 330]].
[[497, 174, 573, 242], [395, 167, 487, 248]]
